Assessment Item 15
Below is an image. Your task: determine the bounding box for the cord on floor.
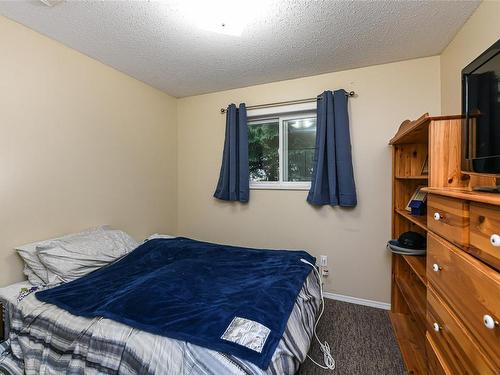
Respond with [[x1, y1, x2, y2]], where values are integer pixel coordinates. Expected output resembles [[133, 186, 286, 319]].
[[300, 258, 336, 370]]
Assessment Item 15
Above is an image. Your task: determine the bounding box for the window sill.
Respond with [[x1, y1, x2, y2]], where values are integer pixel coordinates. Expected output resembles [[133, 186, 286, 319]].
[[250, 183, 311, 191]]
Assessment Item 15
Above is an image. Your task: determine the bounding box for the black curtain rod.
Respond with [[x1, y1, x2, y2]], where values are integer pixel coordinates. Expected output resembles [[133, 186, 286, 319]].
[[220, 91, 355, 114]]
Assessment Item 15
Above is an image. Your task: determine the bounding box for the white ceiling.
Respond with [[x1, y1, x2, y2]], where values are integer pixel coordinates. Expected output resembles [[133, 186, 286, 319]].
[[0, 0, 480, 97]]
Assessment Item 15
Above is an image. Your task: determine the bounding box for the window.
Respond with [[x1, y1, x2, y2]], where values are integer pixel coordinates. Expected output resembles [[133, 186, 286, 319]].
[[248, 111, 316, 189]]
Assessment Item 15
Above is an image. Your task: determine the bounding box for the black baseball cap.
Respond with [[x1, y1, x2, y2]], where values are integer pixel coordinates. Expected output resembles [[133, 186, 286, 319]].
[[394, 231, 426, 250]]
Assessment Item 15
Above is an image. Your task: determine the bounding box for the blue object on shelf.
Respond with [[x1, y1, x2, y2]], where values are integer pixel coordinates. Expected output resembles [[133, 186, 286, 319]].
[[409, 200, 426, 216]]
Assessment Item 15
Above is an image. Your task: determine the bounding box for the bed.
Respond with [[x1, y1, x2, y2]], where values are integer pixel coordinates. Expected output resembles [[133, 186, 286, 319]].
[[0, 231, 321, 375]]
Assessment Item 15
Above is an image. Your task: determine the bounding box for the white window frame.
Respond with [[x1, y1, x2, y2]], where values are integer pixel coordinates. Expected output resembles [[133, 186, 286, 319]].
[[248, 106, 317, 191]]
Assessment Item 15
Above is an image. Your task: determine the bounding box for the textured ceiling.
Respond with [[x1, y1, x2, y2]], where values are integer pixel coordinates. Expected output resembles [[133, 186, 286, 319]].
[[0, 0, 480, 97]]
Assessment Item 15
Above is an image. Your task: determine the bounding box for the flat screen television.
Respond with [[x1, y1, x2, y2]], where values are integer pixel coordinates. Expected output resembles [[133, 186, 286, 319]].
[[462, 39, 500, 180]]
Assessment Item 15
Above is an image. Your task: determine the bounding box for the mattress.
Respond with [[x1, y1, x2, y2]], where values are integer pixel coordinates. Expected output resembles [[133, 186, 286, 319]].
[[0, 272, 320, 375], [0, 281, 32, 303], [0, 281, 32, 339]]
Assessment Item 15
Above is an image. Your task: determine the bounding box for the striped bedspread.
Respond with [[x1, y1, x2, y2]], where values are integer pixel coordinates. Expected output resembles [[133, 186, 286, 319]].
[[0, 272, 320, 375]]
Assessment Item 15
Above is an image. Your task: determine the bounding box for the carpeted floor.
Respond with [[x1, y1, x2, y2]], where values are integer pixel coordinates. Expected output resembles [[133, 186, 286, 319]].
[[297, 299, 406, 375]]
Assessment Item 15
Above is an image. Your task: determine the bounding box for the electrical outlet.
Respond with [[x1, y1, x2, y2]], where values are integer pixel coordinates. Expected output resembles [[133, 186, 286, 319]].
[[319, 255, 328, 267]]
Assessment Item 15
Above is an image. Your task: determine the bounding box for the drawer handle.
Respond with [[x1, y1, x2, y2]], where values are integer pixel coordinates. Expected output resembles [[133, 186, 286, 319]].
[[490, 234, 500, 247], [432, 263, 442, 272], [433, 322, 441, 332], [483, 315, 499, 330], [433, 212, 444, 221]]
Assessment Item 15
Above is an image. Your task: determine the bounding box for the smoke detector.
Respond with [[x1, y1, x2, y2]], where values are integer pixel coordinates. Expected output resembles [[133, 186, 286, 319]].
[[39, 0, 64, 6]]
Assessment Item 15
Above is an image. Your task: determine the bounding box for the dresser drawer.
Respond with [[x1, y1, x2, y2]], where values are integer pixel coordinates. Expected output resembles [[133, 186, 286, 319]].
[[470, 203, 500, 270], [427, 286, 496, 375], [427, 232, 500, 367], [427, 195, 469, 248]]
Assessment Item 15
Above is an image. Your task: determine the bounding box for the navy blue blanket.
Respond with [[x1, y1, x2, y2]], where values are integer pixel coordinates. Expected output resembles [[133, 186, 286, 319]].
[[36, 237, 315, 369]]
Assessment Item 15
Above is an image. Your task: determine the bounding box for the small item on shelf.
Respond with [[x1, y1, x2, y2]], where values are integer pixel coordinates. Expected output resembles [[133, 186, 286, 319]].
[[387, 231, 426, 256], [405, 186, 427, 215], [409, 199, 426, 216], [421, 155, 429, 175]]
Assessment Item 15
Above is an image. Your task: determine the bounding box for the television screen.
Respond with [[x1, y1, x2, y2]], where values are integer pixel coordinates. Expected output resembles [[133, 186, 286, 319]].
[[462, 40, 500, 174]]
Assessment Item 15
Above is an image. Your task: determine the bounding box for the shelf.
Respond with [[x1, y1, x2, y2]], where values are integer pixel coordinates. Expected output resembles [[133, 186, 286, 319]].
[[402, 255, 426, 284], [395, 209, 427, 231], [389, 312, 428, 375], [395, 276, 426, 329], [395, 175, 428, 180]]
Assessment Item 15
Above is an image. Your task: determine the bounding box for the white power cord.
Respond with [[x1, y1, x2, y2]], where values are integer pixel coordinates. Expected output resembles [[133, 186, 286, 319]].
[[300, 258, 336, 370]]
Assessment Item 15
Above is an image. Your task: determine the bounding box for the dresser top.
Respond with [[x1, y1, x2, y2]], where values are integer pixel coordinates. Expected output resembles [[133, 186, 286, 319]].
[[423, 187, 500, 206]]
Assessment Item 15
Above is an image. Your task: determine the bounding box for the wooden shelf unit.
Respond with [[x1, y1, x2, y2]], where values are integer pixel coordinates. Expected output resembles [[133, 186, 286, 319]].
[[391, 114, 499, 374], [389, 113, 470, 374]]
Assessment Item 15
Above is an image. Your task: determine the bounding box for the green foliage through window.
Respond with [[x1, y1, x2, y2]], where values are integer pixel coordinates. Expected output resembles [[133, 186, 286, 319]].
[[248, 114, 317, 184], [248, 121, 279, 181]]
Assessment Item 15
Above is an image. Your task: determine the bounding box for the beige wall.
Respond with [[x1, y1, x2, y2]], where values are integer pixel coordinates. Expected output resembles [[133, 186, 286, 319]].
[[0, 16, 178, 286], [441, 1, 500, 114], [177, 56, 441, 303]]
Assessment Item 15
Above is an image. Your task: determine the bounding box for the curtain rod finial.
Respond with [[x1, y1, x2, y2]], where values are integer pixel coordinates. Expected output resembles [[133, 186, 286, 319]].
[[220, 108, 227, 114]]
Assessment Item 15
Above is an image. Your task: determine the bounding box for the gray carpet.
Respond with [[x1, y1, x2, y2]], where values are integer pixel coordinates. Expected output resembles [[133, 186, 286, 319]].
[[298, 299, 406, 375]]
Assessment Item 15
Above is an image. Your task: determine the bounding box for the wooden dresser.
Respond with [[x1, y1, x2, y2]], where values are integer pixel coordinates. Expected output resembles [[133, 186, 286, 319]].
[[389, 114, 500, 374], [425, 189, 499, 374]]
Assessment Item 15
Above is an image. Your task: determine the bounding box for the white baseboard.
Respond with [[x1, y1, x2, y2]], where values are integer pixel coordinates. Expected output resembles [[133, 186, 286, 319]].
[[323, 292, 391, 310]]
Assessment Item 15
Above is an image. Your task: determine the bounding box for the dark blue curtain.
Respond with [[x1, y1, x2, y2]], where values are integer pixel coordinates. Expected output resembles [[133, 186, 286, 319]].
[[214, 103, 249, 202], [307, 90, 357, 207]]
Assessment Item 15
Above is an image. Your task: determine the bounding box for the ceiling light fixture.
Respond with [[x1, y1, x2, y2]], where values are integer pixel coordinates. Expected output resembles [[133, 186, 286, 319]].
[[175, 0, 268, 37]]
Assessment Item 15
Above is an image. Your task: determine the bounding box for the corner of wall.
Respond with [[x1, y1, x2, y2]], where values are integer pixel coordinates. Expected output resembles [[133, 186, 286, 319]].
[[439, 1, 500, 115], [173, 96, 180, 236]]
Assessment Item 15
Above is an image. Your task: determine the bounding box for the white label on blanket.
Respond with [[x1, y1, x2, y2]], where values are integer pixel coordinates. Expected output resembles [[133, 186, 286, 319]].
[[221, 317, 270, 353]]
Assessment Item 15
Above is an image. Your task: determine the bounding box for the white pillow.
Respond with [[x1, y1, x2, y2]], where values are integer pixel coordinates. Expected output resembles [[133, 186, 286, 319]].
[[37, 227, 138, 283], [146, 233, 176, 241], [16, 243, 49, 283], [16, 229, 95, 284], [23, 264, 45, 285]]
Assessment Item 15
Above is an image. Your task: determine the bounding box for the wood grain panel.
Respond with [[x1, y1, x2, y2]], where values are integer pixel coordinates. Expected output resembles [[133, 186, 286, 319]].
[[426, 332, 452, 375], [403, 255, 426, 284], [423, 187, 500, 207], [394, 144, 428, 178], [428, 119, 468, 189], [427, 287, 497, 375], [389, 312, 428, 375], [427, 195, 469, 248], [395, 271, 427, 335], [470, 203, 500, 270], [391, 255, 411, 314], [427, 233, 500, 368]]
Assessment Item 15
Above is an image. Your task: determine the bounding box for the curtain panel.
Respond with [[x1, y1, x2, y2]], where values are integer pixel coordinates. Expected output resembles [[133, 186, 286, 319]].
[[307, 90, 357, 207], [214, 103, 249, 202]]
